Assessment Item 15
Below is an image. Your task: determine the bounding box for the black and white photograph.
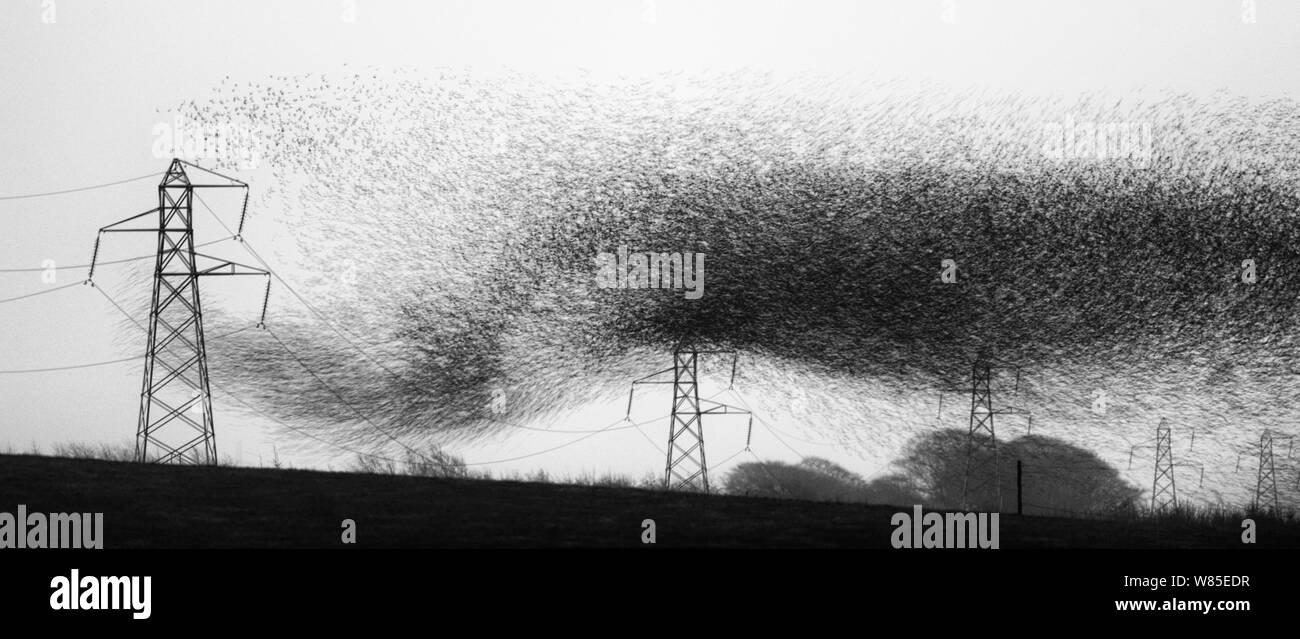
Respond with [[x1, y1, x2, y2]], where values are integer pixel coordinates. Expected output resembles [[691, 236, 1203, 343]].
[[1, 0, 1296, 627]]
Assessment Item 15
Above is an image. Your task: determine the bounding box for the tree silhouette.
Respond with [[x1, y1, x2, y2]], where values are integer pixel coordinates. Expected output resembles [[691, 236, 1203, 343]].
[[893, 429, 1141, 515]]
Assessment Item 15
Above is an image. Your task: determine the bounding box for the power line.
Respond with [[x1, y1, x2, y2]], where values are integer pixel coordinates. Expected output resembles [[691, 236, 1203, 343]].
[[177, 160, 247, 187], [266, 323, 679, 467], [0, 172, 161, 201], [191, 192, 392, 351], [727, 388, 808, 460], [710, 447, 749, 475], [628, 417, 668, 456], [0, 281, 83, 304], [461, 415, 670, 467], [207, 371, 416, 466], [0, 236, 234, 273], [209, 380, 411, 466], [0, 325, 256, 375], [484, 415, 647, 435], [265, 326, 435, 464], [89, 284, 409, 464], [238, 239, 393, 347], [1023, 463, 1123, 472], [193, 189, 239, 237], [744, 448, 797, 495], [89, 288, 259, 345], [724, 387, 835, 448], [218, 399, 670, 473], [0, 355, 139, 375], [482, 387, 730, 435], [249, 255, 632, 459]]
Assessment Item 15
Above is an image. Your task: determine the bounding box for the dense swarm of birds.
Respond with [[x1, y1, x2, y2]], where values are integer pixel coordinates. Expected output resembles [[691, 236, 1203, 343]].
[[173, 68, 1300, 506]]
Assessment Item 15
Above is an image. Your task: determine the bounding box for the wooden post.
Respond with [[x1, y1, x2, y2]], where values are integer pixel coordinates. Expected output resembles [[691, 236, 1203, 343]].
[[1016, 460, 1023, 515]]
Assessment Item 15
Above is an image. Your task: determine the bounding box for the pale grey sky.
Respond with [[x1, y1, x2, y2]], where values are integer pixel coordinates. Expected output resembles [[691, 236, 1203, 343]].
[[1, 0, 1298, 478]]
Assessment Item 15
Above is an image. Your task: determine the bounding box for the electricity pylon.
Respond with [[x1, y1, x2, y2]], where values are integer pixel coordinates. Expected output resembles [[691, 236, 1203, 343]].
[[88, 159, 270, 465], [939, 358, 1030, 511], [1255, 430, 1278, 513], [1231, 430, 1293, 512], [963, 360, 999, 509], [627, 343, 752, 492], [1151, 419, 1177, 512]]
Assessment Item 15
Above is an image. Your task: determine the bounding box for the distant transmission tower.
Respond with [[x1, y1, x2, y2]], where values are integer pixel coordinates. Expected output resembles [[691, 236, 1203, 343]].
[[627, 343, 752, 492], [942, 358, 1029, 511], [1254, 430, 1278, 514], [89, 159, 269, 465], [1151, 419, 1177, 512], [962, 360, 999, 509]]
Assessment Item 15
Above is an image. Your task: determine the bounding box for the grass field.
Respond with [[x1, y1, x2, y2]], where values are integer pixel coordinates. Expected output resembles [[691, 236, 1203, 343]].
[[1, 453, 1296, 549]]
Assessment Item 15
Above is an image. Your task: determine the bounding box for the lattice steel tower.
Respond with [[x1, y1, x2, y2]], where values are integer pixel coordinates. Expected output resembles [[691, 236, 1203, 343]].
[[961, 360, 999, 509], [1151, 420, 1177, 512], [627, 343, 752, 493], [1254, 430, 1278, 513], [89, 159, 269, 465], [665, 349, 707, 490], [949, 358, 1032, 511]]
